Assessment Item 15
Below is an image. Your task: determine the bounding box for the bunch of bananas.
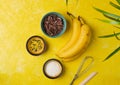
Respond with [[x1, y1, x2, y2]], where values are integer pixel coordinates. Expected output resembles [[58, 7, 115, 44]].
[[56, 12, 91, 62]]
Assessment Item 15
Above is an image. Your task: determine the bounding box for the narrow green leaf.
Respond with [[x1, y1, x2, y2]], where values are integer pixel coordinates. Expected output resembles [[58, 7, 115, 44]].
[[103, 14, 120, 22], [114, 32, 120, 40], [98, 32, 120, 38], [116, 0, 120, 5], [97, 18, 120, 25], [93, 7, 108, 14], [93, 7, 120, 22], [113, 25, 120, 29], [110, 1, 120, 10], [103, 46, 120, 61]]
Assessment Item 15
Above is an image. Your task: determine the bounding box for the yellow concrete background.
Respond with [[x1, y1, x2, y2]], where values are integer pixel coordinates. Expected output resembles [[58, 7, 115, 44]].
[[0, 0, 120, 85]]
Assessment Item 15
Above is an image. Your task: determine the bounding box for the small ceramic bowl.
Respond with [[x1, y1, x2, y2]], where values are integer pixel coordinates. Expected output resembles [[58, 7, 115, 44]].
[[26, 35, 47, 56], [41, 12, 67, 38], [43, 59, 63, 79]]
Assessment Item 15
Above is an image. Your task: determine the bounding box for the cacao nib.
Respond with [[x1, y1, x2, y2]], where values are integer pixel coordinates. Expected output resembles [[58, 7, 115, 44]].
[[43, 14, 64, 36]]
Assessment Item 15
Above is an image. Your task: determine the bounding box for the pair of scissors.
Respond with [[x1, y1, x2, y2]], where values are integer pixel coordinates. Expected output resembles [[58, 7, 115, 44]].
[[70, 56, 94, 85]]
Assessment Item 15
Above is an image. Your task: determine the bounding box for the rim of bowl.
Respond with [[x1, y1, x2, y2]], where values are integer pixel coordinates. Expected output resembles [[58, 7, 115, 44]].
[[41, 12, 67, 38], [26, 35, 47, 56], [43, 59, 63, 79]]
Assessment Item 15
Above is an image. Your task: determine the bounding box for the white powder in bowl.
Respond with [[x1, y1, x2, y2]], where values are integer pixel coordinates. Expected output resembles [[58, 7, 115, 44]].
[[45, 60, 62, 77]]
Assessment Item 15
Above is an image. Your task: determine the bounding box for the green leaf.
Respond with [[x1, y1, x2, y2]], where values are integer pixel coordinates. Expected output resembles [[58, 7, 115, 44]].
[[113, 25, 120, 29], [110, 1, 120, 10], [114, 31, 120, 40], [116, 0, 120, 5], [98, 32, 120, 38], [93, 7, 108, 14], [103, 46, 120, 61], [97, 18, 120, 25], [103, 14, 120, 22], [93, 7, 120, 22]]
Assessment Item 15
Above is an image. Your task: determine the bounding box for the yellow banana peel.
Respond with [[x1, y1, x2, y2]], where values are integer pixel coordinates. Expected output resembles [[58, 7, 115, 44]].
[[56, 16, 91, 61], [57, 18, 82, 54]]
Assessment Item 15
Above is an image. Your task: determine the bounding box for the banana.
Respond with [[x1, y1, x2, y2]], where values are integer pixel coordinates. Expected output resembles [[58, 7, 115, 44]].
[[57, 18, 82, 54], [61, 54, 79, 62], [61, 45, 88, 62], [56, 19, 91, 59]]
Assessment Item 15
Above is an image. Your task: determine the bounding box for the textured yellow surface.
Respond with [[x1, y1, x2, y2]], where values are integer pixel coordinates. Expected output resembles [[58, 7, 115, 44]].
[[0, 0, 120, 85]]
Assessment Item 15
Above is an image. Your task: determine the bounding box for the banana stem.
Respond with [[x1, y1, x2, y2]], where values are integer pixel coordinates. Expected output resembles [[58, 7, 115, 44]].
[[78, 16, 85, 25], [78, 16, 81, 21], [67, 12, 75, 19]]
